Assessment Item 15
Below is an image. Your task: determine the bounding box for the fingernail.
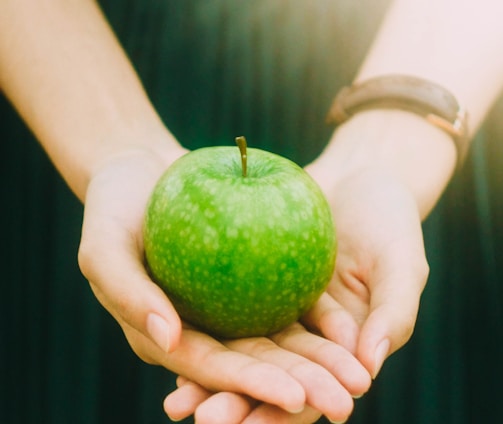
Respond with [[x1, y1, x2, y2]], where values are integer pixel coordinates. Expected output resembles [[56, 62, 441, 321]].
[[372, 338, 390, 379], [285, 405, 304, 414], [147, 313, 171, 352]]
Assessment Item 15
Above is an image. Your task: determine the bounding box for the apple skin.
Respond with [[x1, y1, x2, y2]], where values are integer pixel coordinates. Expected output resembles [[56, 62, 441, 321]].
[[143, 146, 337, 339]]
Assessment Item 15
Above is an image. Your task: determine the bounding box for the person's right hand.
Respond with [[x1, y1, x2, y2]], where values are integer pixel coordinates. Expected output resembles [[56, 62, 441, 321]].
[[77, 144, 371, 424], [163, 166, 429, 424]]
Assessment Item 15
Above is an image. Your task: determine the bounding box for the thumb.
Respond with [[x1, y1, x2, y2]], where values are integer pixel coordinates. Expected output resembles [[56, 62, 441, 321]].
[[78, 215, 182, 357], [357, 262, 429, 379]]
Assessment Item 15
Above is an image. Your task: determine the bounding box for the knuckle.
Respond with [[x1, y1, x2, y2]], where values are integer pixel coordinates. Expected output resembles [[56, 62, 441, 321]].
[[77, 235, 99, 281], [79, 243, 142, 328], [124, 330, 159, 365], [417, 257, 430, 286], [398, 309, 419, 347]]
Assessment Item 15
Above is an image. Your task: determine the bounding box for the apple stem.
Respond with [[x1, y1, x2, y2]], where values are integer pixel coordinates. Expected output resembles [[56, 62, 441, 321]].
[[235, 136, 248, 177]]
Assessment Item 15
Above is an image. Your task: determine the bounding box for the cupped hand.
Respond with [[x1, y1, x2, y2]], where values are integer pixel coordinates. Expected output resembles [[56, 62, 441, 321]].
[[304, 163, 430, 378], [77, 145, 370, 423], [78, 145, 187, 355], [165, 160, 429, 423]]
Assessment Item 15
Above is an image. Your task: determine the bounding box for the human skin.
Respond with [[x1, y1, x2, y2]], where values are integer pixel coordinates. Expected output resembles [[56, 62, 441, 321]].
[[3, 0, 503, 423], [0, 1, 370, 423], [164, 0, 503, 422]]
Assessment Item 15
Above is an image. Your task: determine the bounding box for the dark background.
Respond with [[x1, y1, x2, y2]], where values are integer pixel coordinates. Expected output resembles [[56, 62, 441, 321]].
[[2, 1, 502, 423]]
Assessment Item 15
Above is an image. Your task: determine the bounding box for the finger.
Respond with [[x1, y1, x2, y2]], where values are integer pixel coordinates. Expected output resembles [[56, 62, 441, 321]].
[[176, 375, 188, 386], [122, 323, 307, 413], [122, 324, 306, 413], [166, 378, 258, 424], [242, 404, 322, 424], [79, 163, 184, 354], [271, 323, 371, 398], [225, 336, 354, 423], [195, 392, 257, 424], [163, 380, 212, 422], [173, 329, 306, 413], [302, 292, 360, 354], [79, 210, 182, 354], [357, 262, 429, 379]]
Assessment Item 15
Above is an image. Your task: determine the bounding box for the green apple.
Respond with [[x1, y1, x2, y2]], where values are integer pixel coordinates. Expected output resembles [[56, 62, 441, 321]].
[[143, 137, 337, 339]]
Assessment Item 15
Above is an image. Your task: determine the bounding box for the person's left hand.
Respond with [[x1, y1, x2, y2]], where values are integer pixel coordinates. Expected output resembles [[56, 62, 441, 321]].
[[164, 154, 429, 423]]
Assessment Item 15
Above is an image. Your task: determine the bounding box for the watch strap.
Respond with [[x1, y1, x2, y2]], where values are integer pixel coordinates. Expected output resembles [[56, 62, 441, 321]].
[[326, 75, 469, 167]]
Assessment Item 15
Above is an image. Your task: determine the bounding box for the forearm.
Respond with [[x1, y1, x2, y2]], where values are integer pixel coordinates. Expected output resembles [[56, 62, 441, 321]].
[[314, 0, 503, 219], [357, 0, 503, 131], [0, 0, 181, 201]]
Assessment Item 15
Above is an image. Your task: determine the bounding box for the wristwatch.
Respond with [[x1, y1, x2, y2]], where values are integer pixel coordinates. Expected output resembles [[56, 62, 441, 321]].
[[326, 75, 469, 167]]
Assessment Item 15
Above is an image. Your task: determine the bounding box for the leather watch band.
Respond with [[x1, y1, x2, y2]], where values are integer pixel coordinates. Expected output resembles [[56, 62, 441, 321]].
[[326, 75, 469, 167]]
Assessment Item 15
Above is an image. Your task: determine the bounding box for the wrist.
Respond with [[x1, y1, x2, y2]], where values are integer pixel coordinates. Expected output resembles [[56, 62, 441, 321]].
[[311, 109, 457, 219], [77, 125, 186, 202]]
